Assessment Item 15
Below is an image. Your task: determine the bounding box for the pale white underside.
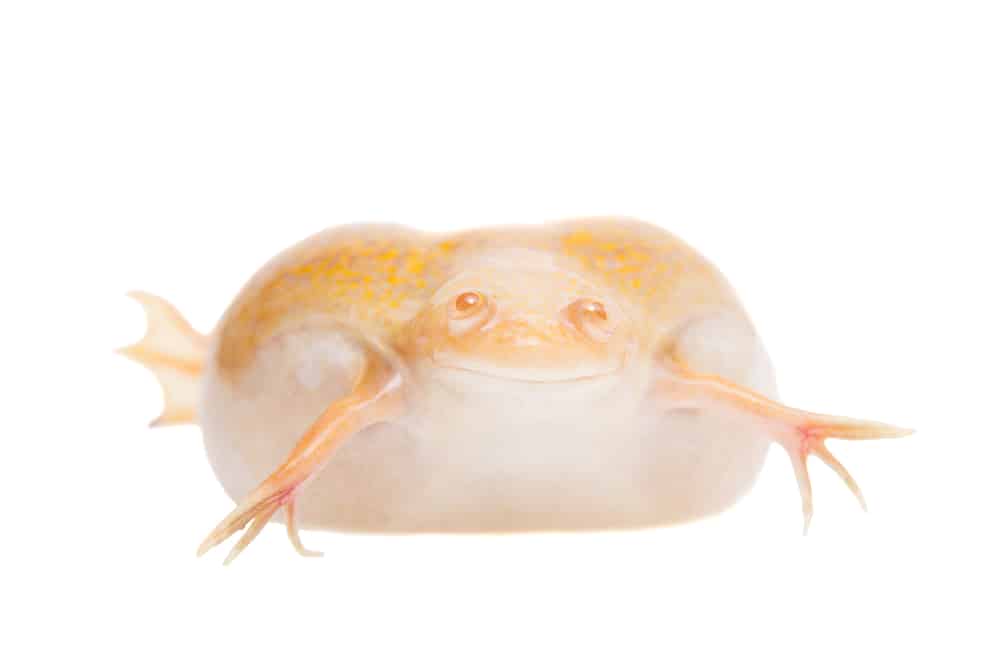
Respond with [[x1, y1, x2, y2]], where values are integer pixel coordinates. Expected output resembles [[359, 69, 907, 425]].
[[199, 312, 778, 533]]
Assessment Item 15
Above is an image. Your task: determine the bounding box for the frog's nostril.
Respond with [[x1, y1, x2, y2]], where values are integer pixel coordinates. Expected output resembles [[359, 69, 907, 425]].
[[492, 320, 548, 346]]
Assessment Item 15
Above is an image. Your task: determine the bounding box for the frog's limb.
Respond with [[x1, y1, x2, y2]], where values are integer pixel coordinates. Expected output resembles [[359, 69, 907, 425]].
[[657, 360, 913, 533], [196, 352, 404, 564], [118, 292, 207, 427]]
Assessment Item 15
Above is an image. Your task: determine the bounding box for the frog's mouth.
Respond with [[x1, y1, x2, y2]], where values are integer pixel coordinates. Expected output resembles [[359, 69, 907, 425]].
[[430, 350, 626, 384], [432, 362, 621, 384]]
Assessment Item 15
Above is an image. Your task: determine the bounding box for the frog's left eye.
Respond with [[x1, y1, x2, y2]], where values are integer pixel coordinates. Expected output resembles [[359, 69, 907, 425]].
[[562, 298, 614, 342], [447, 291, 493, 335], [452, 291, 484, 316]]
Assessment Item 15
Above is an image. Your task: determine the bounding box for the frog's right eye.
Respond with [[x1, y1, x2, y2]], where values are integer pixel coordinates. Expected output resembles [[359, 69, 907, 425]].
[[447, 291, 493, 335]]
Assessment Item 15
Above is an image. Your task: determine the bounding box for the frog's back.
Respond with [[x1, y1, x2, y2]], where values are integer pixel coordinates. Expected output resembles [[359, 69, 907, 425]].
[[214, 218, 742, 378], [456, 217, 741, 320], [545, 217, 743, 334], [214, 224, 447, 378]]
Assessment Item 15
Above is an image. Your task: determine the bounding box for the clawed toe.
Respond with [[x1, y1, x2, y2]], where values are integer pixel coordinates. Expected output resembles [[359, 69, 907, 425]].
[[779, 416, 912, 533], [198, 488, 320, 564]]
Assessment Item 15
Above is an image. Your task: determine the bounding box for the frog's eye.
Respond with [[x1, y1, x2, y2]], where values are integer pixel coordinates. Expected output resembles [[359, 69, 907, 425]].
[[562, 298, 614, 342], [452, 291, 484, 316], [447, 291, 493, 335]]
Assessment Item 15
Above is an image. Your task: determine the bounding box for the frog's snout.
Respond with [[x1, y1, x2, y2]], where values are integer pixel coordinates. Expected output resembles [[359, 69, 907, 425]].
[[429, 293, 632, 382]]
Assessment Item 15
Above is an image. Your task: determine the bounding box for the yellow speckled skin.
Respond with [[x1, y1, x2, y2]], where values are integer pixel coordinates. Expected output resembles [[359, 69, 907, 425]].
[[216, 217, 740, 378]]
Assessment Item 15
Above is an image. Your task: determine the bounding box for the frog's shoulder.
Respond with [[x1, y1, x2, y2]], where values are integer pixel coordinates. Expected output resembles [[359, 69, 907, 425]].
[[215, 223, 460, 376], [544, 217, 741, 327]]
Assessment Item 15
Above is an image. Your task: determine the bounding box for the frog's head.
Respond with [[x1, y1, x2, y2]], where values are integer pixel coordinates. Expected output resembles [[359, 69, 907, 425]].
[[407, 259, 637, 384]]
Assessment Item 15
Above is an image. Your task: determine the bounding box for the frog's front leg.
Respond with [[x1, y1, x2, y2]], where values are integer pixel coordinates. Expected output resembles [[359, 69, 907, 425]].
[[197, 351, 404, 564], [656, 357, 913, 533]]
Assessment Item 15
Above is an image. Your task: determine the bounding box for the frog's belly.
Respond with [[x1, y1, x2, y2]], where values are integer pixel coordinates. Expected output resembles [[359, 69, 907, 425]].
[[200, 329, 775, 533]]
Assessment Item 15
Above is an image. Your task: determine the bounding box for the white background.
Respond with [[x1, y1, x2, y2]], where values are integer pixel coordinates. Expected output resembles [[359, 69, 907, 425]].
[[3, 2, 997, 665]]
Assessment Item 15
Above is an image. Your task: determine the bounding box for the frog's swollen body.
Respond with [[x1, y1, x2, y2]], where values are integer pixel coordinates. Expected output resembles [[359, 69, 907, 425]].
[[121, 218, 911, 563], [200, 326, 772, 534]]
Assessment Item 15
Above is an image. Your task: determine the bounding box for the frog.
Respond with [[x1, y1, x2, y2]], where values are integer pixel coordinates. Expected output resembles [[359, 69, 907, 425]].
[[120, 217, 911, 563]]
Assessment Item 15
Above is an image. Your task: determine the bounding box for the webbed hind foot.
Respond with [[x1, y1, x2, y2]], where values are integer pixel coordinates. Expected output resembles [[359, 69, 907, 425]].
[[118, 292, 206, 426]]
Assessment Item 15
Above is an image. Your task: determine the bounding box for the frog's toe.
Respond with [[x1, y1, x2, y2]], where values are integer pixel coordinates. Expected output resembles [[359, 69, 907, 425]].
[[776, 416, 914, 534], [656, 358, 913, 534]]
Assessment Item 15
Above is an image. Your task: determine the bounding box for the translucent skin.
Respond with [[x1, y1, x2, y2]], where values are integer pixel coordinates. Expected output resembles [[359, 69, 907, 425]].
[[198, 218, 780, 532]]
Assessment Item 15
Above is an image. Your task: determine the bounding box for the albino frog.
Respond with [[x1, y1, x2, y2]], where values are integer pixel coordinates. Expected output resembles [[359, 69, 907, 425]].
[[121, 217, 911, 563]]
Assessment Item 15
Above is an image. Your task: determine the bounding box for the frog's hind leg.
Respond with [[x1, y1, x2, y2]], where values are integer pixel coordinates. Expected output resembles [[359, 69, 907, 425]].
[[657, 358, 914, 534], [118, 291, 207, 427]]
